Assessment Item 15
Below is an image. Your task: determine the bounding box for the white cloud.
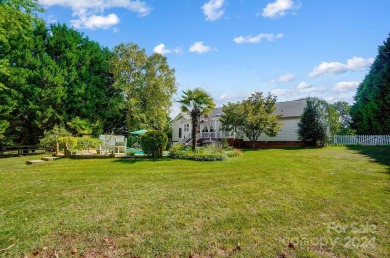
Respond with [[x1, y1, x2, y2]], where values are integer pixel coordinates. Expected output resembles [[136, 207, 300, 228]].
[[39, 0, 150, 29], [271, 83, 325, 98], [153, 44, 182, 55], [271, 73, 295, 82], [298, 86, 325, 93], [154, 44, 172, 55], [189, 41, 212, 53], [333, 81, 360, 92], [271, 88, 292, 96], [234, 33, 283, 44], [297, 81, 311, 89], [308, 57, 374, 77], [71, 13, 119, 29], [202, 0, 225, 21], [40, 0, 151, 15], [219, 94, 249, 103], [262, 0, 295, 18]]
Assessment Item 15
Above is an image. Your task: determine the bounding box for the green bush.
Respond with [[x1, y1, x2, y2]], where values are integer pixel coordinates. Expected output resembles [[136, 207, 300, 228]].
[[170, 144, 243, 161], [127, 150, 136, 156], [39, 125, 72, 151], [140, 130, 168, 157], [226, 149, 243, 157], [76, 137, 103, 151], [58, 136, 78, 151], [170, 145, 226, 161]]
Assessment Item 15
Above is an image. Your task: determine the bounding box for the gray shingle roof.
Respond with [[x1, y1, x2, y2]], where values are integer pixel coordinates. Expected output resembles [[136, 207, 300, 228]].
[[209, 98, 307, 118], [210, 107, 223, 117], [274, 98, 307, 118], [175, 98, 307, 121]]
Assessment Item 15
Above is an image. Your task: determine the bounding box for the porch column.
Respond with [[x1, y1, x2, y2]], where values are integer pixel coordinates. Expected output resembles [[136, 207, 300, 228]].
[[214, 120, 218, 138]]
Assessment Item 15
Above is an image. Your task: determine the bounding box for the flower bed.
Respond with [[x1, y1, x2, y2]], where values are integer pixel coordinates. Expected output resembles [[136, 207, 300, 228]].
[[170, 145, 242, 161]]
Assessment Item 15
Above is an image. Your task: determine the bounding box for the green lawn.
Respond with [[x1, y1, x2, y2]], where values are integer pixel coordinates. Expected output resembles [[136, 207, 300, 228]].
[[0, 146, 389, 257]]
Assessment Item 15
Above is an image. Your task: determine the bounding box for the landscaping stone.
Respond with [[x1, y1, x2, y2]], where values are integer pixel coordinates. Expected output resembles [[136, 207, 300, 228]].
[[26, 160, 46, 165], [41, 157, 61, 161]]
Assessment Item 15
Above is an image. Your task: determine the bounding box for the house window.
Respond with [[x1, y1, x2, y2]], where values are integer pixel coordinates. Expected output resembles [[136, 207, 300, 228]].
[[184, 124, 190, 132]]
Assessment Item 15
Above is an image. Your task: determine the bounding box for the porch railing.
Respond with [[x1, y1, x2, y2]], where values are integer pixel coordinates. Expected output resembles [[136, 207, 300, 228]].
[[199, 131, 232, 139]]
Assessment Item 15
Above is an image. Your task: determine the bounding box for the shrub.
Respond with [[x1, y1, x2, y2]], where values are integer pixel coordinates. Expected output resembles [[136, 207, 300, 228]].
[[39, 125, 72, 151], [141, 130, 168, 157], [57, 136, 78, 151], [170, 144, 243, 161], [226, 149, 243, 157], [76, 137, 103, 151], [170, 144, 227, 161], [171, 149, 226, 161], [127, 150, 136, 156], [170, 144, 190, 152], [220, 138, 230, 149]]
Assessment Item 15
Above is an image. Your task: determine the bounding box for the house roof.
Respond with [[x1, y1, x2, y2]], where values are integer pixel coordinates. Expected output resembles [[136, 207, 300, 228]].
[[173, 113, 190, 121], [210, 107, 223, 117], [274, 98, 307, 118], [173, 98, 307, 121]]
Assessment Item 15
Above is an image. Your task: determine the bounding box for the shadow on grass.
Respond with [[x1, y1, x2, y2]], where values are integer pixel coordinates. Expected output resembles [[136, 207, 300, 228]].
[[347, 145, 390, 177], [239, 147, 306, 152], [347, 145, 390, 194], [347, 145, 390, 167], [112, 156, 174, 164], [0, 151, 47, 159]]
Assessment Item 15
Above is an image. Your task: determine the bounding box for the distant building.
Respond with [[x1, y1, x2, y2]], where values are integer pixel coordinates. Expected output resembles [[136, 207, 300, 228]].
[[172, 99, 307, 147]]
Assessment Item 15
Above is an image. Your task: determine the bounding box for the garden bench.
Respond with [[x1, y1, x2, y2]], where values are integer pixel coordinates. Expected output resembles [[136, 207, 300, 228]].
[[18, 145, 37, 154]]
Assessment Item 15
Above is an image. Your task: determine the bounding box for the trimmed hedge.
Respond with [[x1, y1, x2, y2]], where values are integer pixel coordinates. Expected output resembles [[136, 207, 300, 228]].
[[141, 130, 168, 157]]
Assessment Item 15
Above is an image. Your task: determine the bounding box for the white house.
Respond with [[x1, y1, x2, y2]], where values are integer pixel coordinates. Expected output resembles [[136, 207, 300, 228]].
[[172, 99, 307, 147]]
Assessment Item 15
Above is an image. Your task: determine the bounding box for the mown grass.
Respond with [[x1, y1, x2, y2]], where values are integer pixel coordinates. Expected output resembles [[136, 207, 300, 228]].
[[0, 146, 389, 257]]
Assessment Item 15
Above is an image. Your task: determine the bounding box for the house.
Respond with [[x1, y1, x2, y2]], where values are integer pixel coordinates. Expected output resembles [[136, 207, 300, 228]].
[[172, 98, 307, 147]]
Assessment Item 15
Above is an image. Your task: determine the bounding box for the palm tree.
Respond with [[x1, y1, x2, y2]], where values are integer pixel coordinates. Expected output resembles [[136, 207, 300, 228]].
[[178, 88, 215, 151]]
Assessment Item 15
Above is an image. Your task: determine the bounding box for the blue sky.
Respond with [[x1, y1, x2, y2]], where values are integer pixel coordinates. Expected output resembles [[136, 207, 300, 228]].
[[38, 0, 390, 116]]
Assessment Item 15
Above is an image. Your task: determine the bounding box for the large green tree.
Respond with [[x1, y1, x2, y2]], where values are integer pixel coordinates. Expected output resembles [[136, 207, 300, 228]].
[[110, 43, 177, 133], [351, 34, 390, 134], [332, 101, 355, 135], [317, 99, 341, 136], [221, 92, 281, 148], [0, 3, 63, 145], [0, 4, 119, 145], [46, 24, 117, 136], [0, 0, 43, 13], [297, 97, 330, 147], [178, 88, 215, 151]]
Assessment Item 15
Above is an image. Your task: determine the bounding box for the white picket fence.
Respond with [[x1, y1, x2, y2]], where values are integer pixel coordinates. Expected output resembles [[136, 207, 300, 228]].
[[332, 135, 390, 145]]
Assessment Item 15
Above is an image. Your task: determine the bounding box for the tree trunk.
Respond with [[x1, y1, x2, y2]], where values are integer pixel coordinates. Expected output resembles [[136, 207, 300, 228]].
[[192, 118, 197, 152], [191, 107, 201, 152]]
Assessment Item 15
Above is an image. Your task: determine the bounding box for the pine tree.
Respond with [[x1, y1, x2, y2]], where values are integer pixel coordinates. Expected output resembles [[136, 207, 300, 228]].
[[298, 97, 330, 147], [351, 34, 390, 134]]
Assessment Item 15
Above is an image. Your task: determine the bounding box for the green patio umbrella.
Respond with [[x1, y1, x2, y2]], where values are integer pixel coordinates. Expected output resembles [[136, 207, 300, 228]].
[[130, 129, 147, 135], [130, 129, 147, 148]]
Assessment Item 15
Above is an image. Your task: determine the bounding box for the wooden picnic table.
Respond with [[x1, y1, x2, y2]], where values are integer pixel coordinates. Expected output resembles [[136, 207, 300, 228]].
[[17, 145, 37, 154]]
